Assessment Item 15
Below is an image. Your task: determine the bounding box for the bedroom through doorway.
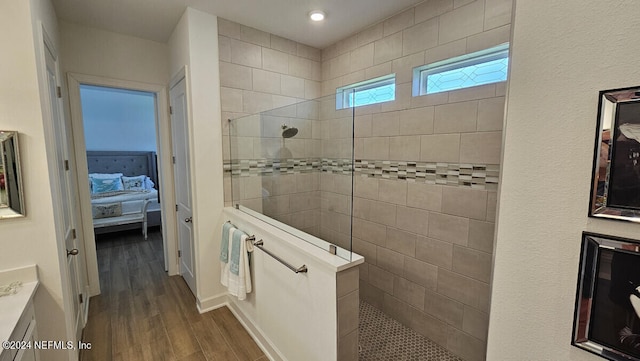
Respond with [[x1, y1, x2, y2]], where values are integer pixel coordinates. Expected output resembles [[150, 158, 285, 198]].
[[67, 73, 177, 300], [73, 81, 175, 298]]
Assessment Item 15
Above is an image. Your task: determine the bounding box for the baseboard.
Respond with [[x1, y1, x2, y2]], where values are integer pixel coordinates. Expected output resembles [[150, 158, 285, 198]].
[[197, 293, 284, 361], [196, 293, 228, 313], [226, 300, 285, 361]]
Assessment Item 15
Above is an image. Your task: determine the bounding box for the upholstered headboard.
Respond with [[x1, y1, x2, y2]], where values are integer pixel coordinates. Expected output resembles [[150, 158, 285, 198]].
[[86, 151, 159, 190]]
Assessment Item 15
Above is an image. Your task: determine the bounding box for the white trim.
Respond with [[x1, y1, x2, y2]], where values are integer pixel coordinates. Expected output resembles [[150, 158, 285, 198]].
[[225, 207, 364, 272], [66, 73, 179, 298], [170, 67, 187, 90], [195, 292, 227, 313], [226, 299, 284, 361]]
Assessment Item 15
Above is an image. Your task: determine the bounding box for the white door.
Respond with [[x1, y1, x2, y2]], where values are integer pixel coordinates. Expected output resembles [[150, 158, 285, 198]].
[[170, 76, 196, 294], [45, 40, 86, 342]]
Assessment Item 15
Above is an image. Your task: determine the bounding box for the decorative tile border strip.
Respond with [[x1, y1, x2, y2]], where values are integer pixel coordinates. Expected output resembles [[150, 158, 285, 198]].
[[224, 159, 499, 190], [225, 158, 321, 176], [354, 160, 499, 190], [321, 158, 353, 175]]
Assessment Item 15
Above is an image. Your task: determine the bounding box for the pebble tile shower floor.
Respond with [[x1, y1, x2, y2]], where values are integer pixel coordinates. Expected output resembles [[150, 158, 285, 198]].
[[359, 301, 463, 361]]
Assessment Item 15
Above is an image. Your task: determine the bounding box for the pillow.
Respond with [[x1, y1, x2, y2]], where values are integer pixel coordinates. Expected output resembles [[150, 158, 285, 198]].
[[92, 202, 122, 219], [90, 175, 123, 194], [144, 176, 155, 190], [89, 173, 123, 179], [122, 175, 147, 191]]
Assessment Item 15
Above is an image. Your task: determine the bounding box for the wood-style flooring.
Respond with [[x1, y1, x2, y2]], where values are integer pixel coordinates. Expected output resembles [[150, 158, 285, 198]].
[[81, 228, 266, 361]]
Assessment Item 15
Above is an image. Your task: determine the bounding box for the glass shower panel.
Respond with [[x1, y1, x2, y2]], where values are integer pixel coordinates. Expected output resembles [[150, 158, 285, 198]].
[[228, 94, 355, 260]]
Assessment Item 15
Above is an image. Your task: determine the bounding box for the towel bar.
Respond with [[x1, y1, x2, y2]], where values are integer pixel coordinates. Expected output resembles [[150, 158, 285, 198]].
[[253, 239, 308, 274], [226, 221, 255, 242]]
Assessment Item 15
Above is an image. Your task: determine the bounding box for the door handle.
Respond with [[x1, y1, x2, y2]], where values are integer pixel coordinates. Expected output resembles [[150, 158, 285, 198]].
[[67, 249, 79, 256], [185, 217, 192, 223]]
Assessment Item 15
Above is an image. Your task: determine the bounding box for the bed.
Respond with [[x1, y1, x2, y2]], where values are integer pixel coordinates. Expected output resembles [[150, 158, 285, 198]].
[[86, 151, 161, 238]]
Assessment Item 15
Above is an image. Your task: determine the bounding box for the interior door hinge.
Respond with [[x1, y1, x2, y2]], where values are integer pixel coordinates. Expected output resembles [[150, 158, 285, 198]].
[[176, 204, 179, 212], [169, 106, 173, 115], [72, 229, 76, 239], [172, 156, 176, 164], [56, 86, 62, 98], [178, 250, 181, 258], [79, 294, 83, 304], [64, 159, 69, 171]]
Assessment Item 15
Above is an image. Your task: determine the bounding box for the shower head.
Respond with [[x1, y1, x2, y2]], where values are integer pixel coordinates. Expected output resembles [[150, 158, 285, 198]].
[[281, 124, 298, 138]]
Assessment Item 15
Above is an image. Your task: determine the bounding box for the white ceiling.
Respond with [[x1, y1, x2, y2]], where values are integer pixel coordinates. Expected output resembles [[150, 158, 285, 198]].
[[51, 0, 425, 49]]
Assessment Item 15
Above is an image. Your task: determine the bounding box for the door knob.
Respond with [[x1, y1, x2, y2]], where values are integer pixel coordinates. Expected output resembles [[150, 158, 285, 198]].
[[67, 249, 79, 256], [185, 217, 192, 223]]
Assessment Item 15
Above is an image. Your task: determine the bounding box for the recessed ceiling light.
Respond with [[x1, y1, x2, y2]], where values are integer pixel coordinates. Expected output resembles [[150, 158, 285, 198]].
[[309, 10, 325, 22]]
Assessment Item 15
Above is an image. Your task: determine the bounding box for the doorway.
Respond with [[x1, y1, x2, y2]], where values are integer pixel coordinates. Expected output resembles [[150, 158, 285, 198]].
[[67, 73, 178, 297], [79, 84, 164, 278]]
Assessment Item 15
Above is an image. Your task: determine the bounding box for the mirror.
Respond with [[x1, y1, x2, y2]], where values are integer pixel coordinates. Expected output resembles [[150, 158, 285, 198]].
[[589, 87, 640, 222], [0, 131, 25, 219]]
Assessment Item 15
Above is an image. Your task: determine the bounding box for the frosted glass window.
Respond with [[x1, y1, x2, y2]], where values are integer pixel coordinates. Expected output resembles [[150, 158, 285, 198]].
[[415, 44, 509, 96], [336, 75, 395, 109], [425, 57, 508, 94]]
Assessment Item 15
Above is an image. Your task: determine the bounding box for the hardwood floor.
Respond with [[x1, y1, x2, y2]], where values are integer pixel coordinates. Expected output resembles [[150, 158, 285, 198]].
[[81, 228, 266, 361]]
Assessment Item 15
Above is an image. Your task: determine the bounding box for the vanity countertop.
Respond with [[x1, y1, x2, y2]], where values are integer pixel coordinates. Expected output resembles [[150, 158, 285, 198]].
[[0, 265, 38, 350]]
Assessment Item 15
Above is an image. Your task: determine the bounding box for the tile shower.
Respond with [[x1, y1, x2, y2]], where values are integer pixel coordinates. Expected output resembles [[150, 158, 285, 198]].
[[226, 94, 356, 255], [219, 0, 512, 359]]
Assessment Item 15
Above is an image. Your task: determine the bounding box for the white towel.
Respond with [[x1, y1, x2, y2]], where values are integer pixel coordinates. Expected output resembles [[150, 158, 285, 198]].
[[220, 227, 254, 300], [220, 226, 235, 288]]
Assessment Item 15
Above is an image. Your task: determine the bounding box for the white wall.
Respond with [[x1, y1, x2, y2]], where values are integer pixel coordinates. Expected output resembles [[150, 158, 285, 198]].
[[487, 1, 640, 360], [168, 8, 227, 309], [185, 8, 226, 309], [168, 10, 190, 78], [59, 21, 169, 85], [80, 85, 157, 152], [0, 0, 70, 360], [224, 208, 342, 361]]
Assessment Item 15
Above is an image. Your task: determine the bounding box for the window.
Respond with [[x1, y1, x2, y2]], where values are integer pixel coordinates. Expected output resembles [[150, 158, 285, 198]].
[[414, 43, 509, 96], [336, 74, 395, 109]]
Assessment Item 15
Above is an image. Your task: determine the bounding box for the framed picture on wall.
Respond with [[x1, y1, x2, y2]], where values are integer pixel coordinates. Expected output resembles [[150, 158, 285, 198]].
[[572, 232, 640, 361], [589, 86, 640, 223]]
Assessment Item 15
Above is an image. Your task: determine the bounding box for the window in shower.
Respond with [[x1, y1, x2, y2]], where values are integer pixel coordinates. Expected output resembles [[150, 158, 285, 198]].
[[336, 74, 395, 109], [413, 43, 509, 95]]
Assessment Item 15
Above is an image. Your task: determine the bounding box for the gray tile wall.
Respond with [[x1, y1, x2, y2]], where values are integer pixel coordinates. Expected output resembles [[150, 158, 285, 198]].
[[337, 266, 360, 361], [219, 18, 322, 208], [321, 1, 512, 360], [218, 0, 512, 359]]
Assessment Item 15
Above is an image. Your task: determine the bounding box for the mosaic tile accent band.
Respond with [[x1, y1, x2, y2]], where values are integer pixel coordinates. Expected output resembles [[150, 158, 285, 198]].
[[225, 158, 321, 176], [355, 160, 499, 190], [224, 158, 499, 190]]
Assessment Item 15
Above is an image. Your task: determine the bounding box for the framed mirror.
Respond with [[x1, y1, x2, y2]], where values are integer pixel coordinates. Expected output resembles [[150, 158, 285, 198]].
[[572, 232, 640, 361], [589, 86, 640, 223], [0, 131, 25, 219]]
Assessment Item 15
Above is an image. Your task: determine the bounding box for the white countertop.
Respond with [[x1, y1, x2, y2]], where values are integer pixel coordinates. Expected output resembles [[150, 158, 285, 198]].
[[0, 265, 38, 351]]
